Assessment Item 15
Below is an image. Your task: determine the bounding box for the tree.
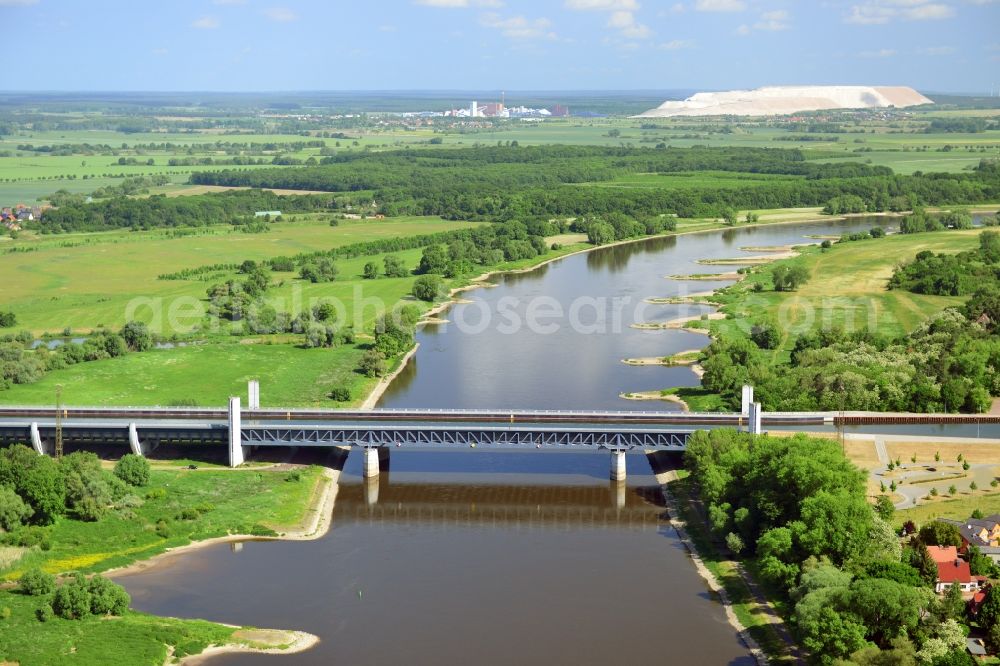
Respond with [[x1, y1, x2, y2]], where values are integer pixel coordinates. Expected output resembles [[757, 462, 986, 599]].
[[412, 274, 444, 302], [918, 521, 963, 547], [0, 311, 16, 327], [750, 320, 781, 350], [722, 207, 739, 226], [114, 454, 150, 487], [87, 575, 130, 615], [384, 255, 409, 278], [846, 577, 930, 647], [359, 350, 386, 378], [978, 585, 1000, 632], [910, 541, 939, 587], [874, 495, 894, 521], [363, 261, 379, 279], [51, 574, 93, 620], [0, 484, 31, 531], [940, 581, 966, 621], [120, 321, 153, 352], [17, 567, 55, 596], [0, 445, 65, 525], [586, 221, 615, 246], [417, 244, 449, 274], [60, 451, 117, 521], [725, 532, 745, 555]]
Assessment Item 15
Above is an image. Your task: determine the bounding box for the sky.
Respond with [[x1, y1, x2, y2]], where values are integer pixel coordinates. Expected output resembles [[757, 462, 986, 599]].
[[1, 0, 999, 94]]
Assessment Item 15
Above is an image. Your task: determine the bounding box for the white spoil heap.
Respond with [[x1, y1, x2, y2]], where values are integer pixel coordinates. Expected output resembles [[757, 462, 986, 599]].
[[635, 85, 932, 118]]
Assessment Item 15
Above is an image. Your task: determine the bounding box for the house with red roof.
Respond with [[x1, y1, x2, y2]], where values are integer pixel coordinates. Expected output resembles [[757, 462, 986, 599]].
[[935, 556, 982, 594]]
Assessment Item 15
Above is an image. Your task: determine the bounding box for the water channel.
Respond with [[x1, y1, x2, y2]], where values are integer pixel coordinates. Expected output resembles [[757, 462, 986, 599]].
[[119, 218, 947, 664]]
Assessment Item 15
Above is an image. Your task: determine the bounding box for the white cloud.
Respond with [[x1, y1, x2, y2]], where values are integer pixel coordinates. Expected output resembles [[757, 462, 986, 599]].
[[192, 16, 221, 29], [694, 0, 746, 11], [607, 10, 651, 38], [846, 0, 956, 24], [658, 39, 694, 49], [480, 12, 555, 39], [565, 0, 650, 39], [564, 0, 639, 9], [262, 7, 298, 21], [917, 45, 955, 54], [735, 24, 751, 34], [860, 48, 897, 57], [754, 9, 790, 30]]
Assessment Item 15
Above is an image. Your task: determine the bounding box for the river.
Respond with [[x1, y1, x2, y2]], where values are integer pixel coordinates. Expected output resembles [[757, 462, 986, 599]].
[[119, 218, 905, 665]]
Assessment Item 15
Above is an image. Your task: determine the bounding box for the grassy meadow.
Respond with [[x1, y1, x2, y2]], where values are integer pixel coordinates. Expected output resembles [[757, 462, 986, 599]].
[[1, 466, 325, 578], [0, 215, 479, 333], [711, 229, 980, 355]]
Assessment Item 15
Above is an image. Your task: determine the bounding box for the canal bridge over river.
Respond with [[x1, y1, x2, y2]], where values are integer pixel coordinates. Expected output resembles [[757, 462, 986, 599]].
[[2, 386, 999, 479]]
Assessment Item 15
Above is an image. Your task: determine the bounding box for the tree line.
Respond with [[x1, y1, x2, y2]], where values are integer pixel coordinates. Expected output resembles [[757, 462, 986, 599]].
[[685, 430, 977, 664]]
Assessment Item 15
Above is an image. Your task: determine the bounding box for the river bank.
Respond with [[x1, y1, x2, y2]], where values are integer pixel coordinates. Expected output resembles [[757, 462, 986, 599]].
[[110, 466, 340, 579], [359, 210, 886, 410]]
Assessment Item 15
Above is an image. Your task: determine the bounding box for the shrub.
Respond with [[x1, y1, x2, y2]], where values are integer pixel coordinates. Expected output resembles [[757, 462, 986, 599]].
[[51, 574, 92, 620], [725, 532, 745, 555], [285, 471, 302, 482], [145, 487, 167, 500], [178, 508, 200, 521], [36, 605, 52, 622], [0, 484, 32, 531], [87, 575, 130, 615], [329, 386, 351, 402], [18, 568, 55, 596], [155, 519, 171, 538], [412, 274, 444, 302], [114, 454, 150, 487], [0, 311, 16, 328], [359, 350, 387, 378], [120, 321, 153, 352]]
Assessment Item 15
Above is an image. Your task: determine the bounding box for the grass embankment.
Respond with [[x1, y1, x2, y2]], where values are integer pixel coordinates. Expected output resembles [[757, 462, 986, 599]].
[[0, 466, 328, 665], [0, 591, 239, 666], [2, 466, 325, 578], [667, 474, 797, 664]]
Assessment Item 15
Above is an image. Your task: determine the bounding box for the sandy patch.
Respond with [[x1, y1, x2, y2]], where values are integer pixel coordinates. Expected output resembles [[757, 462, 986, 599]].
[[632, 312, 725, 330], [178, 629, 319, 665]]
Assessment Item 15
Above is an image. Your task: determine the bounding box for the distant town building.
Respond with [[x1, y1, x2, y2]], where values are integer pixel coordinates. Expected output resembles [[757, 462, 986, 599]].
[[942, 515, 1000, 562], [551, 104, 569, 117]]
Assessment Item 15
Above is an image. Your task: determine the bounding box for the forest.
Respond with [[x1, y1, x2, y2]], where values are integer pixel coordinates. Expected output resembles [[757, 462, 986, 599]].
[[684, 429, 984, 665], [189, 146, 1000, 221]]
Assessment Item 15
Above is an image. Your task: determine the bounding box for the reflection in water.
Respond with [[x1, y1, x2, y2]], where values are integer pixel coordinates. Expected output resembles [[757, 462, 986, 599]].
[[380, 218, 885, 410], [118, 451, 756, 666]]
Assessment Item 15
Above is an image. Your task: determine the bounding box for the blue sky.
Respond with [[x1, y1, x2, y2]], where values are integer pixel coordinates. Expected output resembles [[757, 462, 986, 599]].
[[1, 0, 998, 93]]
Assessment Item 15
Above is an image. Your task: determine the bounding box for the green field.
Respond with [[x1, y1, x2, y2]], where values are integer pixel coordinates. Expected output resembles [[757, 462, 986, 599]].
[[0, 591, 239, 666], [0, 215, 479, 333], [2, 467, 324, 577], [712, 230, 980, 351], [0, 466, 328, 665], [0, 343, 379, 407]]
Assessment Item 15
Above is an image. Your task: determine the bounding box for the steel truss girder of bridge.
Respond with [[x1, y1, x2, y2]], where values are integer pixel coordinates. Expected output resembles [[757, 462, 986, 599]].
[[241, 426, 689, 451]]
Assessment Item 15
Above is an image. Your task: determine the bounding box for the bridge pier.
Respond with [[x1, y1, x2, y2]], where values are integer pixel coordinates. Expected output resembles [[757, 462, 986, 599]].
[[364, 475, 380, 506], [612, 479, 626, 511], [363, 447, 380, 478], [228, 397, 246, 467], [610, 450, 626, 482], [29, 422, 46, 456], [127, 423, 157, 457], [749, 402, 762, 436]]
